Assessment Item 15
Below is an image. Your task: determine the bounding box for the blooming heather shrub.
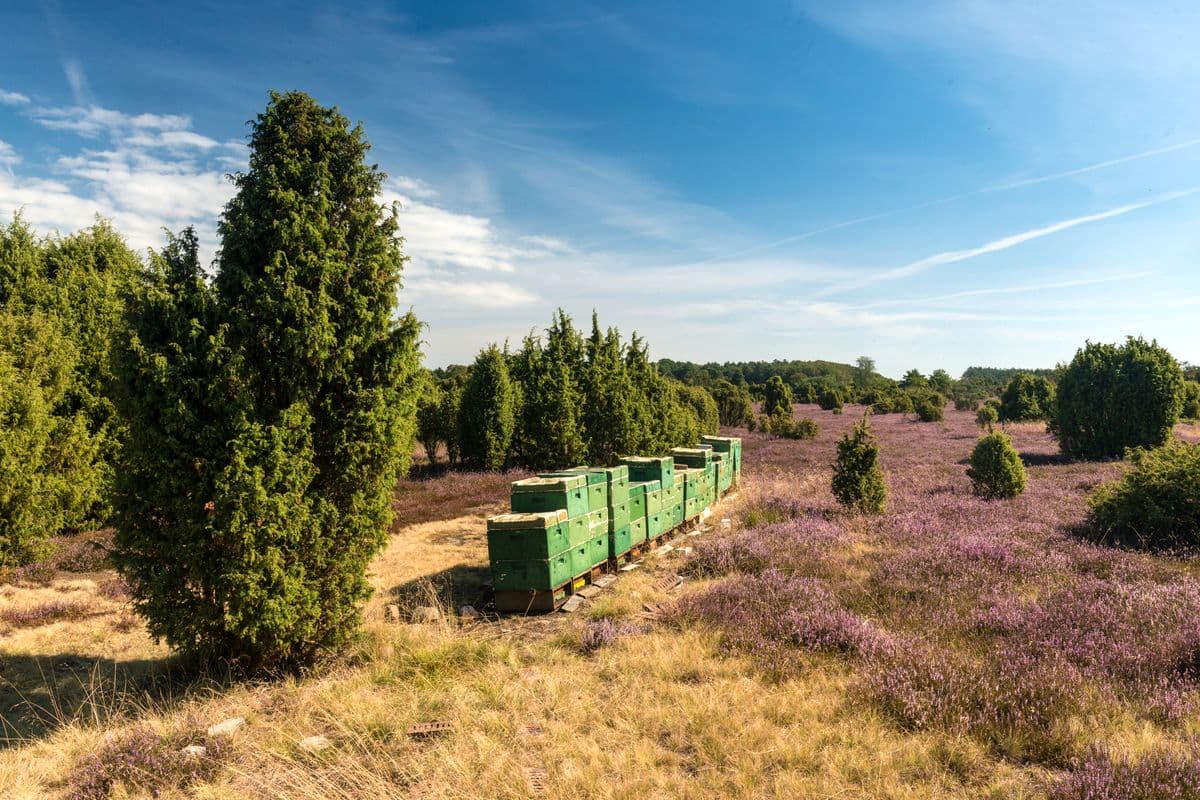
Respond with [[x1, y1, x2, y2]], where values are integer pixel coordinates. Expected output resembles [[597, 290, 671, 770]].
[[832, 415, 887, 513], [579, 618, 641, 654], [671, 570, 884, 676], [859, 640, 1084, 764], [1046, 747, 1200, 800], [1088, 440, 1200, 550], [49, 530, 113, 572], [68, 724, 232, 800], [686, 517, 846, 578], [967, 431, 1027, 499], [0, 599, 88, 628]]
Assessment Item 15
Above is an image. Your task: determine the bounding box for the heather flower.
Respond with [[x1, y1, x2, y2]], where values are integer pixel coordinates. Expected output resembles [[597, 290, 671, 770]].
[[1047, 746, 1200, 799], [67, 724, 231, 800]]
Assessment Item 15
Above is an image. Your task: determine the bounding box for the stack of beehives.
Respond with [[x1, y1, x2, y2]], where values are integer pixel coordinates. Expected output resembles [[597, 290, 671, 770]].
[[486, 438, 741, 612]]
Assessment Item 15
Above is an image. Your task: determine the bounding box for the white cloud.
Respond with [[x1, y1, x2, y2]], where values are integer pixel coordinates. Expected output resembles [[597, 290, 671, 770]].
[[819, 189, 1198, 296], [0, 89, 30, 106], [30, 105, 192, 138], [0, 140, 19, 169], [405, 277, 538, 309]]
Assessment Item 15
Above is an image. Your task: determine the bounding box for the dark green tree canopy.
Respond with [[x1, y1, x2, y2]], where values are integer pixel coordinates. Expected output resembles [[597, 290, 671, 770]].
[[114, 92, 422, 670], [1050, 337, 1183, 460]]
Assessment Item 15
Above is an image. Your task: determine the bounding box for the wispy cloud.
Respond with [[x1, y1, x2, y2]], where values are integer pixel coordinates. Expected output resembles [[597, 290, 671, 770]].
[[0, 89, 30, 106], [853, 271, 1156, 309], [819, 189, 1198, 296]]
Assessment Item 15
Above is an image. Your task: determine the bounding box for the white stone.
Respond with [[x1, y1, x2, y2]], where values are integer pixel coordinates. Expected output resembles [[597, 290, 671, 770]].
[[412, 606, 442, 623], [180, 744, 207, 757], [206, 717, 245, 737], [459, 604, 480, 620], [299, 735, 331, 752], [384, 603, 401, 622]]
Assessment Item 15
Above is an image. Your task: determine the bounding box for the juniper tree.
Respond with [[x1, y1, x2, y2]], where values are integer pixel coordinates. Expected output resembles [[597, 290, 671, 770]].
[[459, 344, 516, 470], [832, 414, 888, 514], [113, 93, 422, 669], [763, 375, 792, 418], [1051, 337, 1183, 460]]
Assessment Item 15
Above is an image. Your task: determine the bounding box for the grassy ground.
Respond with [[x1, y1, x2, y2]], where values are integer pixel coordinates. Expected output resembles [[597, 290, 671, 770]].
[[2, 408, 1199, 798]]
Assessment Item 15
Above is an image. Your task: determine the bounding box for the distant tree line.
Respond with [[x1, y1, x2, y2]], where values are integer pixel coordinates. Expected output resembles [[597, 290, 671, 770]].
[[416, 310, 717, 472]]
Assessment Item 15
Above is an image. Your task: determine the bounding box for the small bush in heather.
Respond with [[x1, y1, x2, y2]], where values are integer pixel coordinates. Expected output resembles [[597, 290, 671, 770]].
[[1046, 747, 1200, 800], [762, 375, 792, 419], [913, 392, 945, 422], [1088, 439, 1200, 549], [832, 415, 887, 514], [967, 431, 1027, 499], [68, 724, 231, 800], [1051, 337, 1183, 459], [766, 413, 818, 440], [1, 599, 88, 628], [817, 387, 843, 413], [975, 403, 998, 432], [953, 395, 979, 412], [998, 372, 1055, 422]]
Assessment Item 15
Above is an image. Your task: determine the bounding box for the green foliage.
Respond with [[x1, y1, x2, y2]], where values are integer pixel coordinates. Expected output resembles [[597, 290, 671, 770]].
[[1182, 380, 1200, 420], [509, 311, 588, 470], [854, 356, 876, 391], [976, 403, 999, 432], [1088, 440, 1200, 549], [1050, 337, 1184, 460], [817, 386, 843, 413], [967, 431, 1027, 499], [928, 369, 955, 395], [900, 369, 928, 389], [711, 378, 754, 428], [438, 379, 463, 466], [914, 392, 946, 423], [113, 92, 422, 670], [459, 345, 516, 470], [954, 395, 979, 412], [0, 308, 105, 565], [763, 375, 792, 418], [999, 373, 1055, 422], [0, 216, 140, 536], [832, 414, 888, 513], [766, 413, 819, 440], [679, 383, 719, 436], [415, 376, 443, 465]]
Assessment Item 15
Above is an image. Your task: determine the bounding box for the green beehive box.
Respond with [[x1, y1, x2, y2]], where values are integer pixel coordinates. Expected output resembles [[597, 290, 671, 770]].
[[568, 539, 593, 576], [645, 488, 663, 514], [491, 553, 574, 591], [563, 465, 629, 506], [629, 515, 647, 545], [609, 524, 632, 558], [511, 475, 588, 518], [671, 447, 714, 469], [628, 484, 648, 521], [586, 507, 609, 549], [566, 514, 591, 546], [620, 455, 675, 487], [669, 501, 685, 527], [487, 510, 571, 561], [540, 469, 609, 513], [646, 510, 665, 538], [610, 499, 631, 533], [588, 533, 609, 567], [685, 496, 703, 521]]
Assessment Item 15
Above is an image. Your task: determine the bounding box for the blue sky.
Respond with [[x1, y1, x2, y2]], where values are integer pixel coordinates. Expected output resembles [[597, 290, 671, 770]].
[[1, 1, 1197, 377]]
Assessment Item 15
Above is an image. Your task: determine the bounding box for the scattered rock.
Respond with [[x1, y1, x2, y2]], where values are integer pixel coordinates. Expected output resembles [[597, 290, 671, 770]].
[[206, 717, 245, 737], [180, 744, 207, 757], [384, 603, 401, 622], [299, 735, 331, 752], [459, 604, 480, 620], [412, 606, 442, 624], [720, 517, 732, 530]]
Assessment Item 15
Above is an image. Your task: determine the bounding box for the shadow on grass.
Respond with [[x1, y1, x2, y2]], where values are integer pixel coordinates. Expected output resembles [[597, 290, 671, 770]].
[[0, 651, 221, 749], [1020, 451, 1073, 467], [385, 562, 493, 614]]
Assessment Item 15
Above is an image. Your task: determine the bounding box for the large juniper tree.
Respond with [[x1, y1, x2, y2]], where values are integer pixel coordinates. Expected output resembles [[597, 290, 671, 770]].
[[114, 92, 421, 669]]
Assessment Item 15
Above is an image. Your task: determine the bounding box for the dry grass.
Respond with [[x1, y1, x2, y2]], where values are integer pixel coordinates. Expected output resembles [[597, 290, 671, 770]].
[[4, 413, 1200, 797]]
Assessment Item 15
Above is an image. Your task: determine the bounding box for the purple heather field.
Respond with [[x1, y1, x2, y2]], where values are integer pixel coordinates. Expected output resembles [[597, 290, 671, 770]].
[[678, 405, 1200, 794]]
